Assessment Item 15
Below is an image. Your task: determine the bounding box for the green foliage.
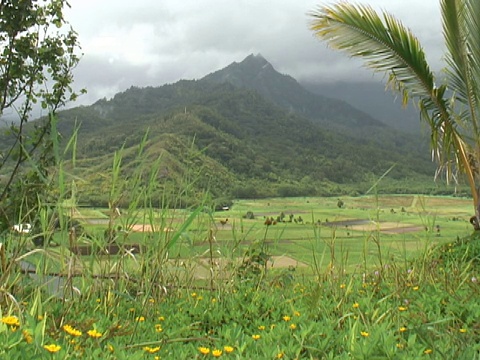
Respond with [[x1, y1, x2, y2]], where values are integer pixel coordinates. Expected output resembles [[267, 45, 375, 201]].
[[310, 0, 480, 227], [0, 0, 83, 232]]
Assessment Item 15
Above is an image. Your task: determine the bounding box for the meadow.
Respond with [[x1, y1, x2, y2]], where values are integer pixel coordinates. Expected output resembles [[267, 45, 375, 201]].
[[1, 194, 479, 359]]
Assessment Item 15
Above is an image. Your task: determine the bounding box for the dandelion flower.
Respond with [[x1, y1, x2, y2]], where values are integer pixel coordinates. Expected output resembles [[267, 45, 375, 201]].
[[277, 352, 285, 359], [87, 329, 102, 338], [282, 315, 291, 322], [155, 324, 163, 333], [360, 331, 369, 337], [412, 286, 419, 291], [1, 315, 20, 327], [294, 311, 301, 317], [424, 349, 433, 354], [258, 325, 266, 331], [340, 284, 346, 289], [459, 328, 467, 333], [252, 334, 261, 340], [352, 302, 359, 309], [289, 323, 297, 330], [144, 346, 161, 354], [63, 324, 82, 337], [398, 306, 408, 311], [135, 316, 145, 322], [158, 316, 165, 321], [212, 349, 222, 357], [43, 344, 61, 353], [199, 346, 210, 355], [223, 346, 234, 353]]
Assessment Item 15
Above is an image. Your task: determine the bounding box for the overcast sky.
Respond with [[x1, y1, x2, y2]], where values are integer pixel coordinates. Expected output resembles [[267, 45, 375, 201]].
[[65, 0, 444, 107]]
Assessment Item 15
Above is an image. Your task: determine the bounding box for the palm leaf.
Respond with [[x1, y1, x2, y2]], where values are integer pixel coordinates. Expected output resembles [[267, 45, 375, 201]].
[[309, 3, 435, 105], [309, 2, 479, 210], [442, 0, 480, 135]]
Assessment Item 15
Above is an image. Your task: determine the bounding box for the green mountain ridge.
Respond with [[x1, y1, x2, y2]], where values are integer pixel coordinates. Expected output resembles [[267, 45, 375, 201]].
[[2, 54, 444, 206]]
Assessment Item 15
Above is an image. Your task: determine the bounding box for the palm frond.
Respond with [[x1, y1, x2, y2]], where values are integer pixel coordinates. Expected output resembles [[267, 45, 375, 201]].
[[442, 0, 480, 134], [309, 3, 435, 105]]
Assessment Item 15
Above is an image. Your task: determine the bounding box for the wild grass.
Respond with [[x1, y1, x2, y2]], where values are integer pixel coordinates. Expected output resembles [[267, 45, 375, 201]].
[[0, 132, 479, 358]]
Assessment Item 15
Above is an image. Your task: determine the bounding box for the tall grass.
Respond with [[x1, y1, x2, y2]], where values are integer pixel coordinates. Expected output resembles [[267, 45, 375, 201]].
[[0, 121, 479, 358]]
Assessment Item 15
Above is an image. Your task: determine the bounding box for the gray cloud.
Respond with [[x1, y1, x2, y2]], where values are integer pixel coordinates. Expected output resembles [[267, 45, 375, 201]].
[[65, 0, 444, 107]]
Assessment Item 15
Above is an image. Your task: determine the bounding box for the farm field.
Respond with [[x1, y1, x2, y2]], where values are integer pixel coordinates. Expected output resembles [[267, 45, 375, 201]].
[[3, 194, 479, 358], [64, 194, 474, 276]]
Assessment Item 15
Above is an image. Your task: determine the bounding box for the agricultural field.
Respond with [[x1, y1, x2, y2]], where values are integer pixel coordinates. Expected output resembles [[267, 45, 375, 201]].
[[65, 194, 473, 276], [2, 194, 479, 358]]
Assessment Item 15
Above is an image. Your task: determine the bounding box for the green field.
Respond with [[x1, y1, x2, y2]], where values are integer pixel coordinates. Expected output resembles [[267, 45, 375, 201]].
[[59, 194, 474, 277], [3, 194, 480, 358]]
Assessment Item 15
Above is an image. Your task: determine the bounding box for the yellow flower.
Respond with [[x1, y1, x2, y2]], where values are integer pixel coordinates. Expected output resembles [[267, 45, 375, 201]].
[[143, 346, 161, 354], [352, 302, 360, 309], [199, 346, 210, 355], [340, 283, 346, 289], [252, 334, 261, 340], [398, 306, 408, 311], [63, 324, 82, 337], [158, 316, 165, 321], [223, 346, 234, 353], [399, 326, 407, 332], [396, 343, 404, 349], [424, 349, 433, 354], [258, 325, 266, 331], [155, 324, 163, 333], [294, 311, 301, 317], [277, 352, 285, 359], [459, 328, 467, 333], [108, 344, 115, 352], [87, 329, 102, 338], [22, 330, 33, 344], [191, 292, 197, 298], [1, 315, 20, 327], [148, 298, 155, 304], [135, 316, 145, 322], [96, 298, 101, 303], [360, 331, 369, 337], [211, 298, 217, 303], [43, 344, 61, 353], [282, 315, 291, 322], [212, 349, 222, 357], [412, 286, 419, 291], [289, 323, 297, 330]]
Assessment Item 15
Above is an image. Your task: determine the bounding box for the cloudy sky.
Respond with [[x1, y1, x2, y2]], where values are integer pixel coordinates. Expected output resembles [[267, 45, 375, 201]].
[[65, 0, 444, 107]]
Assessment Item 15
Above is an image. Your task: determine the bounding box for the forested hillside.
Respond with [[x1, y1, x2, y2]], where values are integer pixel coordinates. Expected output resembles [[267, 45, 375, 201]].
[[1, 55, 445, 207]]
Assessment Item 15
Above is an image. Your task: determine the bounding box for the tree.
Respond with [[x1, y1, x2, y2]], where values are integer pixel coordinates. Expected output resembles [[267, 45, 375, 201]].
[[310, 0, 480, 230], [0, 0, 83, 231]]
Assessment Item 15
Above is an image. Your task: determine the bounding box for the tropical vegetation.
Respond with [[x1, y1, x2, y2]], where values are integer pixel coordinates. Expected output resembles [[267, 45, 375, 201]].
[[310, 0, 480, 229]]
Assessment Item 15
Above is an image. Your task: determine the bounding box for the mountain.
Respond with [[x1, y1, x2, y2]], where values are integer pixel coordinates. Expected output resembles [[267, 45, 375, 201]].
[[1, 55, 442, 206], [301, 80, 422, 134], [202, 54, 386, 130]]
